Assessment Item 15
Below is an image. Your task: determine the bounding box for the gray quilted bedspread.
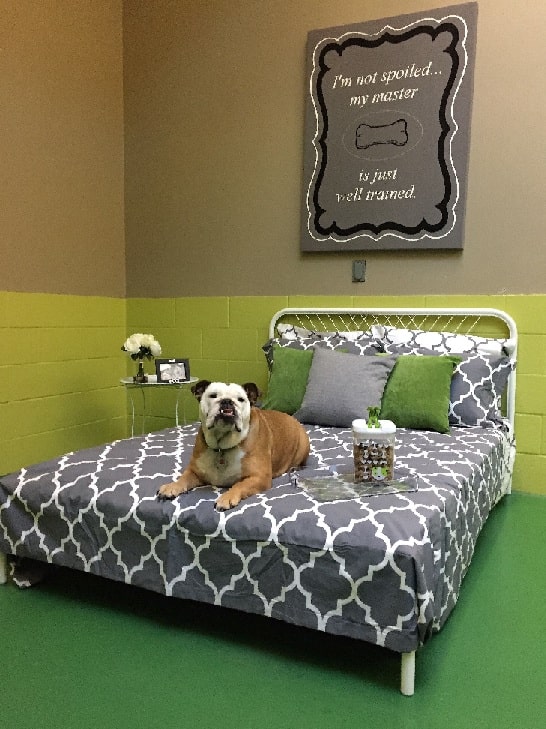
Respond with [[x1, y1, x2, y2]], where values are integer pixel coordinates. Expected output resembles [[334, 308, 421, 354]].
[[0, 423, 513, 653]]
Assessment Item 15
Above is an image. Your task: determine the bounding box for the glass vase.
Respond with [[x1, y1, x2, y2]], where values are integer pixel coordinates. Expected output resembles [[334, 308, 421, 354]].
[[133, 360, 148, 383]]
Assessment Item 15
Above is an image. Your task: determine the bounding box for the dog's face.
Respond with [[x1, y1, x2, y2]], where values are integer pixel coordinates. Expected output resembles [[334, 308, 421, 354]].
[[191, 381, 260, 446]]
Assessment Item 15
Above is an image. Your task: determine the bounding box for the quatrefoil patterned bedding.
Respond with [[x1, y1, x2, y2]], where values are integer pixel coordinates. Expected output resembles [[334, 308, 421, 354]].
[[0, 420, 513, 653]]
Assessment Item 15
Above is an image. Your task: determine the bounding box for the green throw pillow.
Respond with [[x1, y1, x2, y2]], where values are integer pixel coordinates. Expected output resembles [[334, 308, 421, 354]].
[[380, 355, 461, 433], [262, 345, 314, 414]]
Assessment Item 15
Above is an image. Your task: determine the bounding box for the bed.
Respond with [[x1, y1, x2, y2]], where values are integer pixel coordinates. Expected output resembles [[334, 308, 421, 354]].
[[0, 307, 517, 695]]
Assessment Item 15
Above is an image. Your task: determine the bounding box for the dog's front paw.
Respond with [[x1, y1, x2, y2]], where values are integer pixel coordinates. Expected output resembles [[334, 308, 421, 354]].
[[215, 490, 241, 511], [157, 482, 186, 500]]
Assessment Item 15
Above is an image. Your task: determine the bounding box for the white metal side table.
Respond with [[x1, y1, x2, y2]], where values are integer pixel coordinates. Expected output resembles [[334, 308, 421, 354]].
[[120, 375, 199, 437]]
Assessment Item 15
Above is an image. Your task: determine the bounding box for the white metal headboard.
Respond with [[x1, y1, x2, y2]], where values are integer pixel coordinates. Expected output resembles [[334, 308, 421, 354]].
[[269, 307, 518, 429]]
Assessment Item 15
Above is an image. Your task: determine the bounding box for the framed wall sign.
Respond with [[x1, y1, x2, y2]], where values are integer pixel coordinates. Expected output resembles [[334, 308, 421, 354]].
[[155, 358, 190, 383], [301, 3, 477, 251]]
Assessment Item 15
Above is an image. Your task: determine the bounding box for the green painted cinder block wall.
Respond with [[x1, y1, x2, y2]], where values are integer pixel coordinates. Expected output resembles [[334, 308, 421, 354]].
[[0, 292, 127, 474], [2, 292, 545, 495]]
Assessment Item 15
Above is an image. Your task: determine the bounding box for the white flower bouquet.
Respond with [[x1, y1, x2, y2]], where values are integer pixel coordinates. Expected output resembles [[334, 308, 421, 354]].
[[121, 333, 162, 361]]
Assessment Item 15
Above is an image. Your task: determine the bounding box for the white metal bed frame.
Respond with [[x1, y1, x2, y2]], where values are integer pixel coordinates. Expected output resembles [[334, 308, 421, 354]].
[[269, 306, 517, 695], [1, 307, 518, 695], [270, 307, 517, 428]]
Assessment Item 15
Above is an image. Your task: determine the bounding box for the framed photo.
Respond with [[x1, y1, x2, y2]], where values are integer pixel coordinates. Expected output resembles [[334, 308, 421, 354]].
[[155, 358, 190, 383]]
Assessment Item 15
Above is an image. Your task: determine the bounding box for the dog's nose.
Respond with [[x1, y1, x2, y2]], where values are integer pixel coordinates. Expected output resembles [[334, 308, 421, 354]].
[[220, 399, 233, 409]]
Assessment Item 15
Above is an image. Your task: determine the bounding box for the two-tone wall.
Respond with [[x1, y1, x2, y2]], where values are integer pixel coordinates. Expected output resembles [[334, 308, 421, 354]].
[[1, 3, 545, 496], [3, 291, 544, 496], [1, 2, 126, 473], [131, 292, 546, 497]]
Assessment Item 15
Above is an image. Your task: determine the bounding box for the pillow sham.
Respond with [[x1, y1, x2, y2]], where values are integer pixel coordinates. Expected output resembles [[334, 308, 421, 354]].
[[371, 324, 510, 356], [293, 348, 398, 427], [262, 334, 380, 371], [277, 323, 368, 341], [449, 352, 514, 427], [381, 342, 514, 427], [262, 336, 326, 371], [262, 346, 314, 414], [379, 355, 460, 433], [276, 323, 328, 340]]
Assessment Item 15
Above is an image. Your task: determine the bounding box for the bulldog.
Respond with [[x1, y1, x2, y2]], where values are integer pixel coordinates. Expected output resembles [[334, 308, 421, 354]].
[[157, 380, 310, 511]]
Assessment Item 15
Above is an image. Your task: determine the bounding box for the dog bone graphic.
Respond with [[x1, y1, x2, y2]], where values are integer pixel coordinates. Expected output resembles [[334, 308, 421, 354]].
[[356, 119, 408, 150]]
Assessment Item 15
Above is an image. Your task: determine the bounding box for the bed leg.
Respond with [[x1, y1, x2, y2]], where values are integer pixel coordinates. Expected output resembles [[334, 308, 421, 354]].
[[400, 651, 415, 696], [0, 552, 8, 585]]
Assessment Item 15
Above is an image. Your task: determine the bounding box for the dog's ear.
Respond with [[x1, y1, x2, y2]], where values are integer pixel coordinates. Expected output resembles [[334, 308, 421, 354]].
[[242, 382, 261, 406], [191, 379, 211, 401]]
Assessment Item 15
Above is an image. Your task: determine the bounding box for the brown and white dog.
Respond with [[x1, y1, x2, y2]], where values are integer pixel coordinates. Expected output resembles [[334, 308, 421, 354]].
[[157, 380, 310, 511]]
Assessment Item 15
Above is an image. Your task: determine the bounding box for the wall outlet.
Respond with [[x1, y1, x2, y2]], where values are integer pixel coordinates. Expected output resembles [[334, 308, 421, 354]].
[[352, 260, 366, 282]]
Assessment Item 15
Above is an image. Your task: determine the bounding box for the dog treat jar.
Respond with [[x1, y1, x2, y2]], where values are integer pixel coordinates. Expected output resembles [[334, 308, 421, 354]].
[[352, 418, 396, 483]]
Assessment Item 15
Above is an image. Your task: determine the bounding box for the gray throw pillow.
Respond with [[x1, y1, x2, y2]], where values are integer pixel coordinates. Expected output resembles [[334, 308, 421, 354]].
[[294, 348, 398, 427]]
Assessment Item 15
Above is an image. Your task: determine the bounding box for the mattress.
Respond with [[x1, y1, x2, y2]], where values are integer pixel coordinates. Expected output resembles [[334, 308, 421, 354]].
[[0, 421, 513, 654]]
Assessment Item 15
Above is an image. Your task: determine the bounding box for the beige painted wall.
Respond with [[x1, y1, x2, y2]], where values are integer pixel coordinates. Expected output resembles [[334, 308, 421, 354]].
[[123, 0, 546, 297], [0, 0, 126, 297]]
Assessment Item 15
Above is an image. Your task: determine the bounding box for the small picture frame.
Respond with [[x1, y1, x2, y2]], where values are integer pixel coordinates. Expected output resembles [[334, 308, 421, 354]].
[[155, 358, 190, 383]]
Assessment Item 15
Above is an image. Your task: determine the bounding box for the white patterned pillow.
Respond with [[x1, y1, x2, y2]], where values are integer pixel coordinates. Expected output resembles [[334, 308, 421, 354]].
[[371, 325, 512, 356]]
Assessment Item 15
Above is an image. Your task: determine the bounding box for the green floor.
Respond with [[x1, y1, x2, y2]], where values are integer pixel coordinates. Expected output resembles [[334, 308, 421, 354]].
[[2, 493, 545, 729]]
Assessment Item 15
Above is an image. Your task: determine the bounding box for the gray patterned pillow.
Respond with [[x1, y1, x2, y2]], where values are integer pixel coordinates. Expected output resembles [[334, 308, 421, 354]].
[[382, 342, 514, 426], [449, 353, 514, 427], [262, 334, 381, 371], [277, 323, 368, 341], [371, 325, 511, 356], [262, 336, 334, 371]]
